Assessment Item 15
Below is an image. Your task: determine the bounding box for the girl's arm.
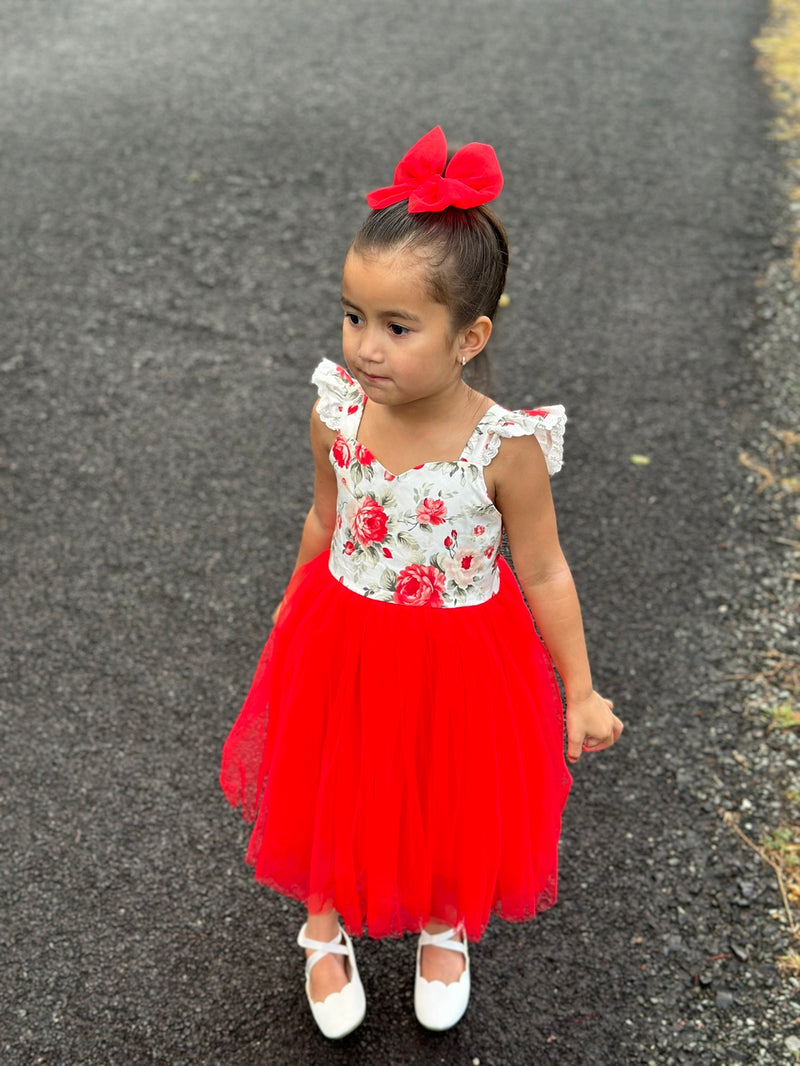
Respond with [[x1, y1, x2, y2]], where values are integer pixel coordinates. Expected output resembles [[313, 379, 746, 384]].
[[272, 402, 338, 621], [491, 435, 623, 763]]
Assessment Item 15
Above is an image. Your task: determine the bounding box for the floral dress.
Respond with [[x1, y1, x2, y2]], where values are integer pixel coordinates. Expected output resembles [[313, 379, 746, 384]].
[[221, 359, 572, 940]]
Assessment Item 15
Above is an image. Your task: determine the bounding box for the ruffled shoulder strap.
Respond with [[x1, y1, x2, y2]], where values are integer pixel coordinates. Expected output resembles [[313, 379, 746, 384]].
[[311, 359, 365, 435], [463, 404, 567, 475]]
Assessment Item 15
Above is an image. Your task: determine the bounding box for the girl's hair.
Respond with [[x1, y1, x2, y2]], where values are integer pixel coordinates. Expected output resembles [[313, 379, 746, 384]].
[[350, 202, 509, 387]]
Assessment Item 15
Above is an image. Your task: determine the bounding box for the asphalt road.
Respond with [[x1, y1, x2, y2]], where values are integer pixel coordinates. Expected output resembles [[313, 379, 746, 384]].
[[1, 1, 790, 1063]]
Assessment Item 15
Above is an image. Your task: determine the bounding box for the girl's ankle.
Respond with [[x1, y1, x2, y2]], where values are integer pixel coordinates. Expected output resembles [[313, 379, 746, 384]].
[[305, 910, 340, 943]]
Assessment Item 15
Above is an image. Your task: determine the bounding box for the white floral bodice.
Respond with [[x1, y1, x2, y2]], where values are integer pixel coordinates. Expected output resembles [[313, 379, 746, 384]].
[[312, 359, 566, 608]]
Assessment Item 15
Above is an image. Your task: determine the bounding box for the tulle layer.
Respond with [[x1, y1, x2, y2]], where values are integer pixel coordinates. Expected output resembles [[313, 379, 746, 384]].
[[220, 551, 571, 941]]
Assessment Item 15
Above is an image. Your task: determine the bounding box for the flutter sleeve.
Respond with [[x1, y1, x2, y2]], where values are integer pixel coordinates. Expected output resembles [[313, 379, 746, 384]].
[[468, 405, 567, 476], [311, 359, 364, 432]]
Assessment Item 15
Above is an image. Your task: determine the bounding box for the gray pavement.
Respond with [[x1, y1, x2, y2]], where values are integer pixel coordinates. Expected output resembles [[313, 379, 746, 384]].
[[1, 1, 793, 1063]]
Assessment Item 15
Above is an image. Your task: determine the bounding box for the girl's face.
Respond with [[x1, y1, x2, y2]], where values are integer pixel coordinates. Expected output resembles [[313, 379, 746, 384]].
[[341, 248, 464, 408]]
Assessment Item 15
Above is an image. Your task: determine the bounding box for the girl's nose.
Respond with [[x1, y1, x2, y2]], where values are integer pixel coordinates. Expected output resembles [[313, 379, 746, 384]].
[[359, 327, 385, 364]]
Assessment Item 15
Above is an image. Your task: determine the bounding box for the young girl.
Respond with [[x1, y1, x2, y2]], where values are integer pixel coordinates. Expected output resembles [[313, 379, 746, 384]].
[[220, 126, 623, 1040]]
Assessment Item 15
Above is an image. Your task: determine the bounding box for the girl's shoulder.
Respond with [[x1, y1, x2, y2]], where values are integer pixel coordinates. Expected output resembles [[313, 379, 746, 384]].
[[467, 402, 567, 476], [311, 359, 364, 432]]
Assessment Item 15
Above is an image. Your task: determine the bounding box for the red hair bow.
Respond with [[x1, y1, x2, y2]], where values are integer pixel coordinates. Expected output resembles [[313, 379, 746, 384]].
[[366, 126, 503, 214]]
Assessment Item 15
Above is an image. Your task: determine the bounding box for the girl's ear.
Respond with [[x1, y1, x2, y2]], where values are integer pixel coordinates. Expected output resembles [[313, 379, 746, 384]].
[[458, 316, 493, 364]]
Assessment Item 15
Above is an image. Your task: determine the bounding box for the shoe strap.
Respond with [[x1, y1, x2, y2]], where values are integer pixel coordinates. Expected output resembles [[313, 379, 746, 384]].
[[418, 927, 468, 956], [298, 925, 348, 976]]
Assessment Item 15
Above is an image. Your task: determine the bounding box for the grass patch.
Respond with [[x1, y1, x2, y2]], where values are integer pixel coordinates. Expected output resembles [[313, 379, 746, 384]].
[[766, 699, 800, 731], [762, 822, 800, 973], [754, 0, 800, 276], [762, 824, 800, 863], [723, 813, 800, 969]]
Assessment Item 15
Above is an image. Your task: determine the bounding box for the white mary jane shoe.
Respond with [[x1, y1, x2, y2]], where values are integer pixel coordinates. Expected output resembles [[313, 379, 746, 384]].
[[414, 926, 470, 1031], [297, 922, 366, 1039]]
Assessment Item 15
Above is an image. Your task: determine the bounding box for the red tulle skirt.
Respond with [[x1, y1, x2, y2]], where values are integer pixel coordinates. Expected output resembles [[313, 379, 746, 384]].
[[220, 551, 571, 941]]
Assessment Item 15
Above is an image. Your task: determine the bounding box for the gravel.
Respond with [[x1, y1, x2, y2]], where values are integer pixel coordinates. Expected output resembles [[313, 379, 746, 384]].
[[633, 177, 800, 1062]]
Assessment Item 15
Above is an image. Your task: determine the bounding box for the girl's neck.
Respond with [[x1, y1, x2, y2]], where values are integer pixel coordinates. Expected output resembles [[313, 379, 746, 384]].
[[387, 375, 486, 419], [358, 381, 493, 472]]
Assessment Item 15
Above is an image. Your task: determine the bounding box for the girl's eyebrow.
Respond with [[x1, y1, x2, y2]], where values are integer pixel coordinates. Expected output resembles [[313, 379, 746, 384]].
[[341, 294, 422, 325]]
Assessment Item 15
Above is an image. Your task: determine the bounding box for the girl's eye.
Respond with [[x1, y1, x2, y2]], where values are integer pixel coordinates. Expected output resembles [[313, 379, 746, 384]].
[[389, 323, 409, 337], [344, 312, 361, 327]]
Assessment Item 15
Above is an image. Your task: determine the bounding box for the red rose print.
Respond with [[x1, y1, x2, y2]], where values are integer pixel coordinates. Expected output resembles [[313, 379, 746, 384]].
[[416, 497, 447, 526], [344, 541, 356, 556], [355, 443, 375, 465], [382, 547, 393, 558], [485, 547, 494, 559], [444, 536, 452, 549], [336, 366, 355, 385], [473, 525, 485, 536], [393, 564, 445, 608], [347, 405, 359, 415], [460, 554, 474, 571], [332, 435, 352, 468], [384, 471, 396, 482], [352, 498, 388, 545]]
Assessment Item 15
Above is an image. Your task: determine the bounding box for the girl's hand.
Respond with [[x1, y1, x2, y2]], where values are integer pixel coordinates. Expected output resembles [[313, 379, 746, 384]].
[[566, 691, 623, 764]]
